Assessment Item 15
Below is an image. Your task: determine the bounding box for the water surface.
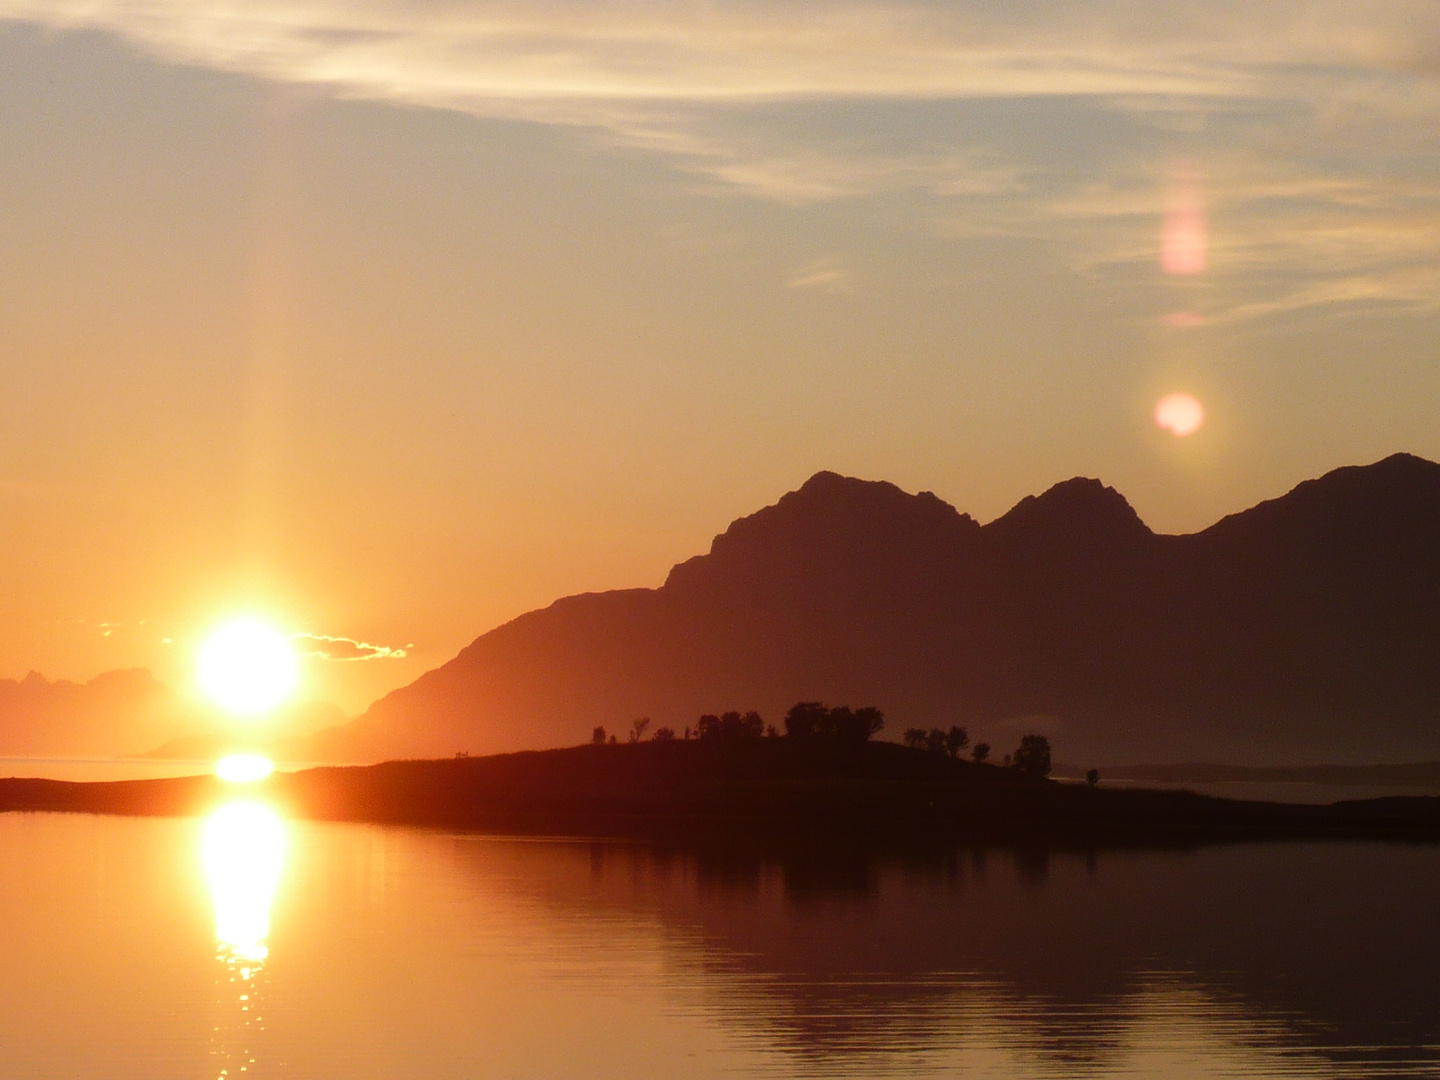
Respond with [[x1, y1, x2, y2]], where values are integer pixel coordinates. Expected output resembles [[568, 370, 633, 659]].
[[0, 809, 1436, 1078]]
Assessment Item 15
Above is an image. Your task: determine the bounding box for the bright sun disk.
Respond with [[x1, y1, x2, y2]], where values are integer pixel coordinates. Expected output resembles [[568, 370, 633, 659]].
[[198, 619, 298, 716], [1154, 392, 1205, 437]]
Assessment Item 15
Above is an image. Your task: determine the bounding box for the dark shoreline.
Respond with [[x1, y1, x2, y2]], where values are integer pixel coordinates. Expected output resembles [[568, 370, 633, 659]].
[[4, 740, 1440, 848]]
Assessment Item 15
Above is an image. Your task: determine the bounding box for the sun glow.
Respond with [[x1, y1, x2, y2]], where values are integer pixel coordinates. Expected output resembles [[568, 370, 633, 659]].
[[216, 754, 275, 783], [198, 619, 298, 716], [202, 800, 286, 962]]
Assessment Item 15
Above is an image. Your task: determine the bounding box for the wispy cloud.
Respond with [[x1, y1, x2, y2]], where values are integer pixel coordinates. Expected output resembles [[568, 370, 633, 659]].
[[1023, 162, 1440, 322], [291, 632, 409, 661], [4, 0, 1439, 319], [3, 1, 1433, 114], [786, 258, 851, 293]]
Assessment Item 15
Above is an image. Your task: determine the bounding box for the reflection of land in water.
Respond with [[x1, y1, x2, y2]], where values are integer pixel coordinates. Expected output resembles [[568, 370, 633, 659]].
[[451, 838, 1440, 1075], [1103, 779, 1440, 804]]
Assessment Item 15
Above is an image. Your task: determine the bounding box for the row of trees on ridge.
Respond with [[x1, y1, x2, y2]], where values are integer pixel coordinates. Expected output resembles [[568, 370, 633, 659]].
[[592, 704, 1054, 779]]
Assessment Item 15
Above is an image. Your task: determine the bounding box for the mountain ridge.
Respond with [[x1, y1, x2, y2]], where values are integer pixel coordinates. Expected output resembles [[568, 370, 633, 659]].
[[300, 453, 1440, 765]]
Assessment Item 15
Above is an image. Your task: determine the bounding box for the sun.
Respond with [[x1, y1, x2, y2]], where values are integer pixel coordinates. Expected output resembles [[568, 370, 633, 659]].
[[198, 618, 299, 716], [1154, 392, 1205, 437]]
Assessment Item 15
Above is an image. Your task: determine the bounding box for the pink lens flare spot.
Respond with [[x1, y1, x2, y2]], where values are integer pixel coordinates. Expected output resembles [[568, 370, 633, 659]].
[[1162, 170, 1207, 276], [1163, 311, 1207, 328], [1154, 393, 1205, 437]]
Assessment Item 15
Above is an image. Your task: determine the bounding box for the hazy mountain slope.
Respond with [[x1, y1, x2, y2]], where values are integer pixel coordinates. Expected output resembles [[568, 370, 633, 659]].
[[0, 668, 351, 761], [0, 669, 198, 758], [310, 454, 1440, 765]]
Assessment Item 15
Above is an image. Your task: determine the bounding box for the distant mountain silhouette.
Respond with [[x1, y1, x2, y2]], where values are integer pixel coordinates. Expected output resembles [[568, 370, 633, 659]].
[[142, 699, 349, 760], [0, 669, 197, 758], [0, 668, 350, 760], [307, 453, 1440, 765]]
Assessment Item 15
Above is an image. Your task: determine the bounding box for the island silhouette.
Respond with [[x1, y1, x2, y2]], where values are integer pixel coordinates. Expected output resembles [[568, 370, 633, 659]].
[[6, 704, 1440, 846]]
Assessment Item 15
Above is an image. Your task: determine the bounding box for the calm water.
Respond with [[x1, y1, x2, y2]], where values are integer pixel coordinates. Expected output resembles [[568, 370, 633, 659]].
[[1, 810, 1438, 1079], [0, 760, 318, 782]]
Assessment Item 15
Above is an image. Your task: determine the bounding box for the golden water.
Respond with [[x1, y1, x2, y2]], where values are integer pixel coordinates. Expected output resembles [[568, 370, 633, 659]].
[[0, 810, 1435, 1078]]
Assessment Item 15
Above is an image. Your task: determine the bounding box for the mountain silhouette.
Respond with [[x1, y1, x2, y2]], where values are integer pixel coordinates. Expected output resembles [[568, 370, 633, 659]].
[[0, 668, 350, 760], [0, 669, 196, 758], [308, 453, 1440, 765]]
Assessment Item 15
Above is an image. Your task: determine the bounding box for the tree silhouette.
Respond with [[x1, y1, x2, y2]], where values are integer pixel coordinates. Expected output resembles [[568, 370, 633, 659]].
[[945, 726, 969, 758], [652, 727, 676, 743], [735, 710, 765, 739], [697, 710, 765, 741], [783, 702, 829, 739], [1086, 768, 1099, 787], [971, 742, 990, 764], [1013, 735, 1052, 779], [903, 728, 927, 749], [784, 702, 884, 744], [592, 726, 607, 745], [924, 728, 948, 755], [830, 706, 885, 744], [629, 717, 651, 743]]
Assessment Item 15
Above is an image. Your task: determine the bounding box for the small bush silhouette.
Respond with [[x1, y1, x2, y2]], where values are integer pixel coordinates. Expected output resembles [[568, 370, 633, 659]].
[[1086, 768, 1099, 787], [652, 727, 676, 742]]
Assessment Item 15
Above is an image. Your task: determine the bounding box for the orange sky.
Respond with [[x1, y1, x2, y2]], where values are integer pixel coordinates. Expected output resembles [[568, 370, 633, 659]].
[[1, 3, 1438, 714]]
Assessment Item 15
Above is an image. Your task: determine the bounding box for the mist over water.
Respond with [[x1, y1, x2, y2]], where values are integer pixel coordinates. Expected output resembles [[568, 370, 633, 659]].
[[0, 812, 1436, 1078]]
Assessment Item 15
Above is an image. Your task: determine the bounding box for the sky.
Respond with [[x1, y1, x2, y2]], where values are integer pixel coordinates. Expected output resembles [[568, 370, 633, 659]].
[[1, 1, 1438, 714]]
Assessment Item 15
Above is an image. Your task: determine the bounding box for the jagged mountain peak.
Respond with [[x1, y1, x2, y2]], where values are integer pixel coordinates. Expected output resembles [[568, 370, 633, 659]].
[[324, 452, 1440, 765], [775, 471, 970, 525], [986, 476, 1152, 547], [664, 471, 977, 589]]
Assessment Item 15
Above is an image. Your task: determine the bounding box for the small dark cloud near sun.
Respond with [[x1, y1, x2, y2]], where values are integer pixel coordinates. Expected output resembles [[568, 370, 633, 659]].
[[290, 633, 408, 662]]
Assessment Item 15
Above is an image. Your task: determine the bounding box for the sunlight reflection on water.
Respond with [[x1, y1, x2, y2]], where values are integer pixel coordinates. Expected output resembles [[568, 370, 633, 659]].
[[203, 801, 285, 961], [202, 799, 286, 1079], [1, 815, 1437, 1079]]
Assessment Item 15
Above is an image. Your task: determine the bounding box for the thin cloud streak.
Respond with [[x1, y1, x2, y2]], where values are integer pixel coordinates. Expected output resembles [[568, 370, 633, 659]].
[[4, 0, 1438, 319], [1, 1, 1433, 111], [291, 633, 409, 661], [787, 258, 852, 294]]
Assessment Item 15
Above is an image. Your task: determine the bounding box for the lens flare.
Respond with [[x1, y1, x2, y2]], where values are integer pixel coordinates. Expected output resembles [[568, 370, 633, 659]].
[[1155, 393, 1205, 436], [198, 619, 298, 716], [203, 800, 286, 962], [1163, 311, 1207, 329], [1162, 169, 1206, 276], [216, 754, 275, 783]]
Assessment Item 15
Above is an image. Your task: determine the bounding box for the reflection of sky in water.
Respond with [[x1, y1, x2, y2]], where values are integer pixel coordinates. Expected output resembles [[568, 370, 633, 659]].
[[0, 814, 1438, 1078]]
